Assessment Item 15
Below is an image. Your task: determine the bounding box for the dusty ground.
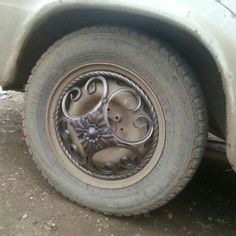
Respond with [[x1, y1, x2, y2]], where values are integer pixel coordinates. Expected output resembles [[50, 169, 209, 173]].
[[0, 91, 236, 236]]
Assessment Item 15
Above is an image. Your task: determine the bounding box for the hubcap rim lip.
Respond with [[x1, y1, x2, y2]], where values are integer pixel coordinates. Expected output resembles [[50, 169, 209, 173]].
[[47, 63, 165, 188]]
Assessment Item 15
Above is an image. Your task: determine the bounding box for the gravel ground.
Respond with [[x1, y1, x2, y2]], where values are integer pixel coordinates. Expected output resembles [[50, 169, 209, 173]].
[[0, 91, 236, 236]]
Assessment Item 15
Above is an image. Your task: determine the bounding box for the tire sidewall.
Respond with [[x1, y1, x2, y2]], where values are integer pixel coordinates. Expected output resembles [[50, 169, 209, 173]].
[[25, 30, 198, 213]]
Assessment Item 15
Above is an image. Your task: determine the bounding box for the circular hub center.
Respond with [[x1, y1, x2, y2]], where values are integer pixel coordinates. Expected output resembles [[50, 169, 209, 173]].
[[87, 126, 98, 139]]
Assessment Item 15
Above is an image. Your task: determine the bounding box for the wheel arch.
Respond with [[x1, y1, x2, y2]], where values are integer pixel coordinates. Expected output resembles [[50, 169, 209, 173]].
[[6, 1, 236, 169]]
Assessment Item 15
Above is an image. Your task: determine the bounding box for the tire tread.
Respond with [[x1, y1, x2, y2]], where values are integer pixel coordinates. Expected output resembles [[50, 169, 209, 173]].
[[23, 26, 208, 216]]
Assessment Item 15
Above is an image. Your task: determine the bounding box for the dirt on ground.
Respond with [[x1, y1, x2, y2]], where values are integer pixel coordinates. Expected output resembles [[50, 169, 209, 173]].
[[0, 91, 236, 236]]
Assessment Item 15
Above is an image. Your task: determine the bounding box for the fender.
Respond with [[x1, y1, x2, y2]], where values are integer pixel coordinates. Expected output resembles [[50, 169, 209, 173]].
[[0, 0, 236, 169]]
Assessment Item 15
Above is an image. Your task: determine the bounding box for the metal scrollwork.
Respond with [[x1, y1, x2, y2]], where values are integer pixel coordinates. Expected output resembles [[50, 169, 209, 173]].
[[55, 71, 159, 180]]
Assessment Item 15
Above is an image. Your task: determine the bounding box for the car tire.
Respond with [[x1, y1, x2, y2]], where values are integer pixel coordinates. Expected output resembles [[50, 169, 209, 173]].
[[23, 26, 208, 216]]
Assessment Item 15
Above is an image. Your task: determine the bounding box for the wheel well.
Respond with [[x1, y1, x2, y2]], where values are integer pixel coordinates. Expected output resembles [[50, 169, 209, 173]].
[[14, 8, 226, 137]]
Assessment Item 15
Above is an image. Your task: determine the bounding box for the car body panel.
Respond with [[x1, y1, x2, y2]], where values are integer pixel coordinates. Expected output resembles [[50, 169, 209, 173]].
[[0, 0, 236, 169], [217, 0, 236, 15]]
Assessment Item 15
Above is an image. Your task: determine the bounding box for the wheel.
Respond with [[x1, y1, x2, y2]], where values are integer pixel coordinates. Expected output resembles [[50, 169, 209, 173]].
[[24, 26, 207, 216]]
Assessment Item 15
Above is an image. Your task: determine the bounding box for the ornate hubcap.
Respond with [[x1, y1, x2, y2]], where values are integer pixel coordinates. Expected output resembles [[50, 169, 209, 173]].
[[55, 70, 159, 180]]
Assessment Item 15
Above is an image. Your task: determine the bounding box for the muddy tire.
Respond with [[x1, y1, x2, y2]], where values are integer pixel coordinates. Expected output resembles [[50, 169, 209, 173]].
[[23, 26, 208, 216]]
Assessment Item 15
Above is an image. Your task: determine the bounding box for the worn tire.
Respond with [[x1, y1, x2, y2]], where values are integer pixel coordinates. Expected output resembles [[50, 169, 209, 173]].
[[23, 26, 208, 216]]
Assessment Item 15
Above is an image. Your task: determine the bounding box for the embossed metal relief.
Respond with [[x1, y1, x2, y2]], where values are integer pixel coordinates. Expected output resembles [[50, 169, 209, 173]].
[[55, 71, 159, 179]]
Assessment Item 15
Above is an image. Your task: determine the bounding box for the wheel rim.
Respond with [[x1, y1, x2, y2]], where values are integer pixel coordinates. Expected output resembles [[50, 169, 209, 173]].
[[48, 63, 165, 187]]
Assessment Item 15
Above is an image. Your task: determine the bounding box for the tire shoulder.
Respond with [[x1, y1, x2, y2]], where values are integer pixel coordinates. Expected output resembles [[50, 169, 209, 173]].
[[23, 25, 208, 216]]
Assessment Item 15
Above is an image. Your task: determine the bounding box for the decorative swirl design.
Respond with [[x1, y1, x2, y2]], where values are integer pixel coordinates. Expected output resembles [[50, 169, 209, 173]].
[[55, 71, 159, 180], [84, 76, 109, 112], [61, 87, 82, 120], [106, 87, 142, 111]]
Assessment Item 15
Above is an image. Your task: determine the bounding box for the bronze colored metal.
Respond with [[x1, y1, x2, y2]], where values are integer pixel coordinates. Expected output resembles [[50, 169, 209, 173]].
[[55, 71, 159, 179]]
